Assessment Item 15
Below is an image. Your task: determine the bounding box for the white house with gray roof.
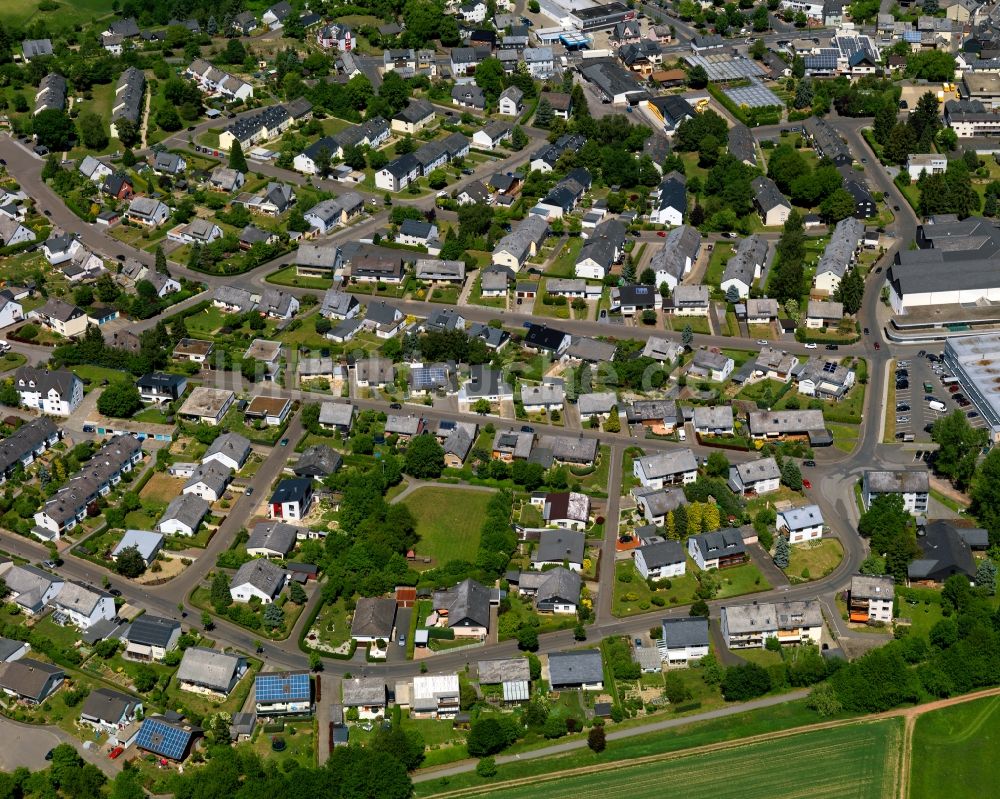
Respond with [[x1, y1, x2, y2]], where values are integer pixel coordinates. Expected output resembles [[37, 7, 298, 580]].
[[661, 617, 710, 665], [634, 538, 686, 580], [862, 469, 929, 514], [156, 493, 209, 537], [692, 405, 735, 436], [650, 225, 701, 290], [532, 529, 585, 571], [728, 457, 781, 495], [230, 559, 286, 604], [183, 461, 232, 503], [203, 432, 251, 472], [246, 521, 300, 559], [721, 600, 823, 649], [177, 647, 247, 697], [813, 217, 864, 295], [578, 391, 618, 422], [776, 504, 824, 543], [721, 235, 769, 299], [633, 450, 698, 489], [50, 581, 114, 630], [547, 649, 603, 690]]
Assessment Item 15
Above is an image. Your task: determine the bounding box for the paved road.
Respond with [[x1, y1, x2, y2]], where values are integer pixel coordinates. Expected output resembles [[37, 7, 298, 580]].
[[0, 716, 120, 778]]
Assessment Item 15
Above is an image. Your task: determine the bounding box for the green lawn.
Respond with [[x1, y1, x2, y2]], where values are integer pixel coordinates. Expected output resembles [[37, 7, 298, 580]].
[[266, 264, 335, 290], [829, 423, 860, 453], [0, 0, 114, 26], [459, 719, 901, 799], [911, 696, 1000, 799], [404, 486, 495, 567], [571, 444, 611, 497], [784, 538, 844, 584], [548, 237, 584, 277], [704, 243, 733, 288], [185, 305, 229, 336]]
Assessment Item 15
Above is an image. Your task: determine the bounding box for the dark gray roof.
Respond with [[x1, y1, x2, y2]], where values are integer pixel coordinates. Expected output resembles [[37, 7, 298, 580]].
[[909, 520, 976, 580], [230, 558, 285, 598], [0, 658, 63, 701], [636, 539, 685, 568], [81, 687, 138, 724], [247, 521, 300, 556], [689, 528, 746, 559], [433, 579, 490, 628], [661, 617, 709, 648], [728, 123, 757, 165], [548, 649, 603, 687], [534, 529, 585, 564], [350, 597, 396, 639], [0, 418, 58, 476], [158, 493, 209, 532], [536, 567, 581, 604], [294, 445, 342, 477], [751, 175, 790, 213], [125, 615, 180, 648]]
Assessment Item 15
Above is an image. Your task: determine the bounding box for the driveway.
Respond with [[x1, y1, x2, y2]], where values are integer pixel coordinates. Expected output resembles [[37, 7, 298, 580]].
[[0, 716, 119, 777]]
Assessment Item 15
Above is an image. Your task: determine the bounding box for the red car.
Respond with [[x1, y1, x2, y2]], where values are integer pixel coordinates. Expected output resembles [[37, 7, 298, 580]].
[[802, 478, 812, 489], [874, 343, 880, 350], [656, 230, 666, 237], [109, 747, 124, 760]]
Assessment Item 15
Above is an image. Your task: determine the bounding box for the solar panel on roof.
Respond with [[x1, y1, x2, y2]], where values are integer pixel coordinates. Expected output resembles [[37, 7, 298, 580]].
[[413, 367, 448, 388], [256, 672, 310, 702], [137, 719, 192, 760], [823, 362, 837, 373]]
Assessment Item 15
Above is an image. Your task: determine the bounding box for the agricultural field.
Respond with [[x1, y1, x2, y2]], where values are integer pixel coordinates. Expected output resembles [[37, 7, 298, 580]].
[[464, 719, 902, 799], [403, 486, 494, 567], [910, 695, 1000, 799]]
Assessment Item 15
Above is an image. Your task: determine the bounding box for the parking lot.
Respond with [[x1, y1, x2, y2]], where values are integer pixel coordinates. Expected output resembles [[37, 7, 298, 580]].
[[892, 350, 986, 442]]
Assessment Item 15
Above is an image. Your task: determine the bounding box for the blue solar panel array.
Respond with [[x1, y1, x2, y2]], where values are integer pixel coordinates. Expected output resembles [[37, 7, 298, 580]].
[[413, 367, 448, 389], [256, 672, 311, 703], [137, 718, 192, 760]]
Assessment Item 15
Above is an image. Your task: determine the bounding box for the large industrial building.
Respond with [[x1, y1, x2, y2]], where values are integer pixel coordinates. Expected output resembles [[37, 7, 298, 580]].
[[943, 333, 1000, 442], [537, 0, 635, 31]]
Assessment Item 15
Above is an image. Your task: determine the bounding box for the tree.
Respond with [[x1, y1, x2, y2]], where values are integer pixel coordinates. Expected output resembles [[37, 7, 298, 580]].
[[109, 768, 145, 799], [34, 109, 76, 151], [156, 105, 182, 132], [133, 665, 158, 692], [229, 139, 248, 173], [534, 97, 554, 128], [511, 126, 528, 151], [773, 535, 790, 568], [211, 570, 232, 611], [154, 245, 167, 274], [706, 451, 729, 478], [115, 546, 147, 578], [976, 559, 997, 595], [687, 64, 709, 88], [835, 266, 865, 314], [793, 78, 813, 110], [721, 663, 772, 701], [931, 410, 988, 490], [263, 603, 285, 628], [114, 117, 138, 148], [858, 493, 912, 555], [517, 625, 539, 651], [404, 434, 445, 478], [603, 406, 621, 433], [467, 718, 508, 757], [473, 398, 492, 415], [725, 284, 741, 304], [289, 581, 308, 604], [476, 757, 498, 777], [681, 324, 694, 348], [820, 188, 858, 223], [474, 58, 505, 101], [973, 450, 1000, 546], [780, 459, 802, 490], [587, 724, 606, 753], [343, 144, 366, 171], [97, 382, 142, 418], [78, 110, 109, 150]]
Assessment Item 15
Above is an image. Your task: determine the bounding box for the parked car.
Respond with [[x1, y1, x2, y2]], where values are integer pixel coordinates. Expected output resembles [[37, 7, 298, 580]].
[[874, 343, 880, 350], [968, 411, 980, 418], [803, 459, 816, 467], [825, 344, 839, 350], [245, 487, 253, 496], [656, 230, 666, 237], [804, 342, 817, 349], [802, 478, 812, 489]]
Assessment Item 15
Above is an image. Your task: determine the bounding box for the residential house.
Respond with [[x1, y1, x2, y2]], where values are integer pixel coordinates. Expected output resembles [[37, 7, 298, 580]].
[[461, 365, 513, 406], [661, 617, 710, 666], [441, 422, 476, 468], [111, 529, 163, 566], [126, 198, 170, 228], [203, 432, 251, 472], [746, 410, 829, 444], [862, 469, 929, 514], [415, 259, 465, 283], [645, 95, 693, 134], [269, 478, 314, 521], [634, 538, 686, 580], [806, 299, 846, 329], [22, 39, 52, 61], [320, 289, 359, 320], [244, 395, 292, 427], [432, 579, 491, 639], [350, 597, 396, 643], [0, 563, 63, 615], [213, 286, 257, 314], [650, 225, 701, 290], [156, 494, 209, 538], [342, 678, 387, 719], [669, 285, 710, 316], [577, 391, 618, 423], [796, 358, 856, 399], [751, 176, 792, 226], [452, 84, 486, 110], [136, 372, 187, 406], [498, 86, 524, 115], [515, 567, 581, 614], [728, 123, 758, 167], [721, 600, 823, 649], [520, 382, 565, 414], [909, 520, 986, 583], [535, 434, 598, 467], [777, 504, 825, 543], [43, 233, 82, 265], [230, 558, 286, 604], [849, 575, 895, 623], [294, 446, 342, 479], [80, 688, 141, 736], [535, 491, 590, 530], [355, 357, 395, 388], [263, 2, 293, 29], [50, 581, 115, 630], [523, 323, 570, 355], [548, 650, 603, 690], [728, 457, 781, 495], [260, 289, 300, 320], [0, 659, 64, 704], [634, 450, 698, 488], [688, 529, 748, 570], [632, 485, 687, 526], [318, 402, 355, 433], [610, 284, 660, 316], [178, 386, 234, 425], [13, 366, 83, 416], [34, 73, 67, 115], [122, 615, 181, 662], [0, 418, 61, 484], [410, 674, 461, 718], [745, 297, 779, 324], [625, 399, 679, 435], [78, 156, 113, 185], [183, 461, 232, 503], [208, 167, 246, 193], [102, 173, 134, 201], [492, 215, 549, 271], [255, 671, 311, 716], [692, 405, 735, 436], [304, 194, 363, 235], [177, 647, 247, 697], [688, 349, 734, 382], [649, 171, 686, 226], [473, 120, 513, 150], [391, 99, 435, 134], [721, 235, 769, 299], [153, 151, 186, 176]]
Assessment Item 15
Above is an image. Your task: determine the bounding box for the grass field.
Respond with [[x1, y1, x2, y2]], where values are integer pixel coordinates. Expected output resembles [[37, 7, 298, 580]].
[[784, 538, 844, 584], [461, 720, 901, 799], [0, 0, 113, 26], [910, 696, 1000, 799], [404, 486, 495, 567]]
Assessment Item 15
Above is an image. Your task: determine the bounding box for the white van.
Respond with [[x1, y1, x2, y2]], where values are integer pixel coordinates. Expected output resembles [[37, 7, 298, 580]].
[[677, 428, 686, 441], [928, 400, 946, 412]]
